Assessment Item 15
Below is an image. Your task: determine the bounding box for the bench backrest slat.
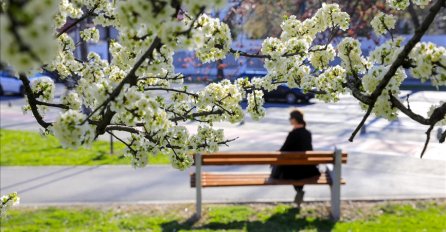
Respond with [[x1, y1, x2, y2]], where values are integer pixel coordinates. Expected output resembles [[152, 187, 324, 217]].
[[197, 151, 348, 165]]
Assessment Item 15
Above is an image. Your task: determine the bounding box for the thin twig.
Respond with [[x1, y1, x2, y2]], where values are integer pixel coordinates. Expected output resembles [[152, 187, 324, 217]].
[[420, 125, 434, 158], [35, 100, 69, 110], [440, 129, 446, 143], [348, 104, 372, 142]]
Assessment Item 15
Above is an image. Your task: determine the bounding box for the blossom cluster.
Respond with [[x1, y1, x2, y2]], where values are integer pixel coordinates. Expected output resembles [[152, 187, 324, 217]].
[[387, 0, 432, 10], [1, 192, 20, 217], [1, 0, 445, 172], [409, 42, 446, 86], [369, 37, 405, 65], [257, 3, 351, 104], [362, 66, 407, 120], [247, 90, 266, 120], [22, 77, 56, 114], [31, 77, 55, 102], [196, 80, 244, 123], [370, 12, 396, 36], [55, 0, 83, 28], [309, 44, 336, 70], [193, 14, 232, 63], [313, 66, 347, 102], [0, 0, 59, 72], [62, 91, 82, 111], [80, 27, 100, 43], [337, 38, 368, 75], [51, 110, 96, 149]]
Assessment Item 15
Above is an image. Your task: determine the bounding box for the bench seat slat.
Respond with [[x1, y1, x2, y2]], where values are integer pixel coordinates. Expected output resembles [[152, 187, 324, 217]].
[[190, 172, 345, 188], [202, 154, 348, 159], [198, 152, 348, 166], [204, 151, 348, 156], [201, 157, 347, 165]]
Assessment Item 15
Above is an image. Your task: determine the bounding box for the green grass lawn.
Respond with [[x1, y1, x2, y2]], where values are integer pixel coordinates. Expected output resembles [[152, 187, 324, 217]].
[[1, 201, 445, 231], [0, 129, 169, 166]]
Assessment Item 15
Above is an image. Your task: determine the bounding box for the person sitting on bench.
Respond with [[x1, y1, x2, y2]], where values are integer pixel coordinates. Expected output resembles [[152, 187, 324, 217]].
[[270, 109, 320, 207]]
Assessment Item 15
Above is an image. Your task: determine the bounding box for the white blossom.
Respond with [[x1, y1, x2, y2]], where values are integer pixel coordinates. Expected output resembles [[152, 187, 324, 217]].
[[0, 0, 59, 72], [1, 0, 443, 171], [371, 12, 396, 36], [62, 91, 82, 111], [191, 14, 232, 63], [387, 0, 410, 10], [314, 66, 346, 102], [1, 192, 20, 217], [51, 110, 96, 149], [309, 44, 335, 70], [80, 27, 100, 43], [362, 66, 406, 120], [409, 42, 446, 86], [247, 90, 266, 120]]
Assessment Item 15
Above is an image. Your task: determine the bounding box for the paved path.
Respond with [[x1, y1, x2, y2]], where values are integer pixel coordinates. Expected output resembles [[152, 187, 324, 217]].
[[1, 153, 445, 204], [1, 87, 446, 204]]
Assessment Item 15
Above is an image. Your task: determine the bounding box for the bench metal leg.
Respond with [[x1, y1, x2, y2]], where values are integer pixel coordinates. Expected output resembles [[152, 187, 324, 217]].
[[330, 148, 342, 221], [195, 153, 202, 219]]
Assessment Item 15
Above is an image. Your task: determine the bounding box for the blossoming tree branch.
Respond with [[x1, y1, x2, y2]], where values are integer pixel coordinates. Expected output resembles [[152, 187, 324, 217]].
[[1, 0, 445, 174]]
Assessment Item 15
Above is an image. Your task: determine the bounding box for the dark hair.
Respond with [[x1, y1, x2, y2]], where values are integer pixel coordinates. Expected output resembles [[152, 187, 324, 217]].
[[290, 109, 306, 127]]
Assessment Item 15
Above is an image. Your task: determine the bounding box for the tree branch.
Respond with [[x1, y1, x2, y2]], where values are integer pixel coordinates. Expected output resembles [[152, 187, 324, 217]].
[[56, 5, 99, 38], [408, 0, 421, 28], [420, 125, 434, 158], [18, 74, 51, 128], [35, 100, 69, 110], [348, 104, 372, 142], [144, 87, 198, 97], [440, 129, 446, 143], [389, 94, 430, 125], [83, 37, 162, 133], [169, 109, 224, 122], [349, 0, 445, 142]]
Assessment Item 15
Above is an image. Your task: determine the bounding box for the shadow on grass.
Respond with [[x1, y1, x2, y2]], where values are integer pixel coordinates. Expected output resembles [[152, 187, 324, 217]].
[[161, 208, 335, 232]]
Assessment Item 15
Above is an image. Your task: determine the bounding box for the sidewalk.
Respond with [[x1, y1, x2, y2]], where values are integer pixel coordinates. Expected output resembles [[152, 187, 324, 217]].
[[1, 153, 445, 205]]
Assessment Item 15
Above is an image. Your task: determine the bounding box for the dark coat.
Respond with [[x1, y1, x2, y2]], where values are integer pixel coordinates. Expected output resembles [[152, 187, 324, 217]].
[[271, 127, 320, 180]]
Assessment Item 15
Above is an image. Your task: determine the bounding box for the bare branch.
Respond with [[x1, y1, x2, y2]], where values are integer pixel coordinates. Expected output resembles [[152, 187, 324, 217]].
[[105, 125, 141, 134], [440, 129, 446, 143], [389, 94, 430, 125], [107, 131, 132, 148], [348, 104, 372, 142], [169, 109, 224, 122], [144, 87, 198, 98], [35, 100, 69, 110], [229, 48, 270, 58], [420, 125, 434, 158]]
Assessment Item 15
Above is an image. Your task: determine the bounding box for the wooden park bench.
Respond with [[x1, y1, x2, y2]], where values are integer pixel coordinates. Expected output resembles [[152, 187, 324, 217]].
[[190, 149, 347, 220]]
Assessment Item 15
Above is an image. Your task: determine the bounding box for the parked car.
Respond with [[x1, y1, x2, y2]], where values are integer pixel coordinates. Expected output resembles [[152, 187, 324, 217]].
[[264, 83, 314, 104], [0, 71, 24, 96], [0, 71, 52, 96], [238, 72, 314, 104]]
